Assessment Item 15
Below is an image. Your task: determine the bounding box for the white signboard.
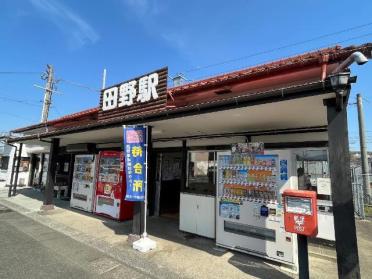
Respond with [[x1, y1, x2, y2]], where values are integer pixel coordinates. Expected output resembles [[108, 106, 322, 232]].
[[317, 177, 331, 195], [102, 72, 159, 111]]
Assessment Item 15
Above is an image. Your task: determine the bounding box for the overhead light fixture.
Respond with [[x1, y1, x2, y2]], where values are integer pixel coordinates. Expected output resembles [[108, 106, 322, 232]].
[[328, 72, 350, 111], [329, 72, 350, 88]]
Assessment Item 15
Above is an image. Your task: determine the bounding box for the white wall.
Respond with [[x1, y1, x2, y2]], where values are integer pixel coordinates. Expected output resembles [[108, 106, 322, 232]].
[[0, 143, 13, 186], [4, 143, 49, 187]]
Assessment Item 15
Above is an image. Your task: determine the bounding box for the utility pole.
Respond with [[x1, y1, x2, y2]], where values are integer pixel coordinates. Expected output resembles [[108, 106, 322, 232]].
[[40, 65, 54, 123], [357, 93, 371, 203]]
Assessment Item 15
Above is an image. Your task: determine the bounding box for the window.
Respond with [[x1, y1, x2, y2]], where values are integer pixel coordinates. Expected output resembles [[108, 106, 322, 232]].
[[186, 151, 217, 195], [19, 157, 30, 172], [0, 156, 9, 170], [295, 149, 330, 200]]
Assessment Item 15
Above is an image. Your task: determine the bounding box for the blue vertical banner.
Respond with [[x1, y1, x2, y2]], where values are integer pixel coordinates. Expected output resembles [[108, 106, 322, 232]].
[[123, 126, 147, 201]]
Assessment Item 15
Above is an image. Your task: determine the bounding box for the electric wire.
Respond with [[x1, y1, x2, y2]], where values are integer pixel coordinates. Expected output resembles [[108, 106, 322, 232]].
[[0, 112, 38, 122], [58, 78, 100, 93], [181, 22, 372, 74], [0, 71, 41, 75], [0, 95, 42, 107], [182, 31, 372, 83]]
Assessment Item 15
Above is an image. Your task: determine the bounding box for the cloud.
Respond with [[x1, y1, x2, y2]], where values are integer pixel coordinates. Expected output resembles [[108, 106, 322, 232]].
[[122, 0, 162, 17], [161, 32, 188, 52], [29, 0, 99, 48], [122, 0, 189, 54]]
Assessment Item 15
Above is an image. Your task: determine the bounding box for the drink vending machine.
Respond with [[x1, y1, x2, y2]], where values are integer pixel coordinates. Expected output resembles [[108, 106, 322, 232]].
[[216, 149, 297, 265], [94, 151, 133, 221], [70, 154, 97, 212]]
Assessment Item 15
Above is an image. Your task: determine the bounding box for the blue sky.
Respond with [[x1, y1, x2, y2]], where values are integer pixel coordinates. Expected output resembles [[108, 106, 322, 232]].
[[0, 0, 371, 150]]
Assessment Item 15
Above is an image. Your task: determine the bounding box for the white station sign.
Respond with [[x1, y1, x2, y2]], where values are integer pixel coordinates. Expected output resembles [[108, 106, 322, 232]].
[[102, 72, 159, 111]]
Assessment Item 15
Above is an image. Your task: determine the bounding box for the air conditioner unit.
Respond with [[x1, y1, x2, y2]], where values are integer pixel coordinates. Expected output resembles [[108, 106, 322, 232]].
[[65, 143, 96, 154]]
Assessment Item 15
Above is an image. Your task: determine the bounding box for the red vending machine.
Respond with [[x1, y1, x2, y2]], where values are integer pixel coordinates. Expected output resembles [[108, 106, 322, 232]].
[[94, 151, 133, 221]]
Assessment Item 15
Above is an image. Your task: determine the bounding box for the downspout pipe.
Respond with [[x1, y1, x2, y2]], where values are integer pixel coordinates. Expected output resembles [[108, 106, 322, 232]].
[[329, 51, 369, 110], [331, 51, 368, 73]]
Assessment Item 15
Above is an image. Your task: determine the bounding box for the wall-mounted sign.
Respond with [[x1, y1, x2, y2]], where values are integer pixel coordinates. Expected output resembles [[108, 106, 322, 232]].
[[99, 68, 168, 120], [316, 177, 331, 195], [231, 142, 264, 154]]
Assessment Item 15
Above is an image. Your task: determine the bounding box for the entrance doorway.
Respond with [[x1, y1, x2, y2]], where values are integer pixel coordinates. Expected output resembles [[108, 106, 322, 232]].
[[155, 152, 182, 218]]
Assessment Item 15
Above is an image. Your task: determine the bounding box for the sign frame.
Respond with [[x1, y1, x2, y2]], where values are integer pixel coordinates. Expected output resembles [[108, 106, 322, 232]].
[[99, 68, 168, 121]]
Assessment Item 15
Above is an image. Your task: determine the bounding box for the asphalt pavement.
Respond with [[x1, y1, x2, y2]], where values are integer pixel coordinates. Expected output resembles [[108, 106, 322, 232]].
[[0, 204, 151, 279]]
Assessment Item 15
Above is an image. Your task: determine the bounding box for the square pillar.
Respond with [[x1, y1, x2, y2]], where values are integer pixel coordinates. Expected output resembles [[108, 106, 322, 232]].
[[325, 98, 361, 279], [180, 140, 187, 191], [38, 153, 45, 186], [42, 138, 59, 209], [12, 143, 23, 196], [28, 154, 37, 186]]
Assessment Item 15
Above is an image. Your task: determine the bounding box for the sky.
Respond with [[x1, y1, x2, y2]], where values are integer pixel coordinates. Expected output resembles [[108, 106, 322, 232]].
[[0, 0, 371, 150]]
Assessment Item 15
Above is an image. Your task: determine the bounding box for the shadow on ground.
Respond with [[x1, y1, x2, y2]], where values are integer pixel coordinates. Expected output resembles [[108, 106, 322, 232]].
[[14, 187, 294, 279]]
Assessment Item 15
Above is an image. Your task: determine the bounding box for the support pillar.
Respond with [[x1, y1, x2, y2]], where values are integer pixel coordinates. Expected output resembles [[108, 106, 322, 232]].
[[180, 140, 187, 191], [38, 153, 45, 186], [28, 154, 37, 186], [325, 98, 361, 279], [12, 143, 23, 196], [8, 145, 18, 197], [41, 138, 59, 210], [67, 155, 75, 198]]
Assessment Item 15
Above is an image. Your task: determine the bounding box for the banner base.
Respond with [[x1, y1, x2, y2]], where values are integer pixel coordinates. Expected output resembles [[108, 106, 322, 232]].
[[133, 236, 156, 253]]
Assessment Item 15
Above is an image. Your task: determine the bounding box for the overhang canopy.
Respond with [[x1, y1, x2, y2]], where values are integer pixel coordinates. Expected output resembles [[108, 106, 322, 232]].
[[23, 93, 331, 147]]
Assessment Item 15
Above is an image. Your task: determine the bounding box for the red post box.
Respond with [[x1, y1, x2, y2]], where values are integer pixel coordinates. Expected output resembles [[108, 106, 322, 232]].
[[282, 190, 318, 237]]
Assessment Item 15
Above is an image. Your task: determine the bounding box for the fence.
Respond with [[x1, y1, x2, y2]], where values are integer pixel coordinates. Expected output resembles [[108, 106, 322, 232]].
[[351, 167, 372, 219]]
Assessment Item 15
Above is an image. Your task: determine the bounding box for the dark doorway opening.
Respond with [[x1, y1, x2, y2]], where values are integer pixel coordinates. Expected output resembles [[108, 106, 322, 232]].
[[155, 152, 182, 219]]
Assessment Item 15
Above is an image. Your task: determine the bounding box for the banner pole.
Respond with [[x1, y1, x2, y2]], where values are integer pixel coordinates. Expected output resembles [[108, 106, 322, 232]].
[[130, 125, 156, 252], [143, 125, 148, 237]]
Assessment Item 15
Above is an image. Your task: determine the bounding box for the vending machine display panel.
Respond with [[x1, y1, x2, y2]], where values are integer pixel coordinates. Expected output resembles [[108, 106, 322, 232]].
[[216, 149, 297, 265]]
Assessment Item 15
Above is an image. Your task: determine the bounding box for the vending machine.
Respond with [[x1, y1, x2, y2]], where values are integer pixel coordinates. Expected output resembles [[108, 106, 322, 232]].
[[216, 148, 297, 265], [70, 154, 97, 212], [94, 151, 133, 221]]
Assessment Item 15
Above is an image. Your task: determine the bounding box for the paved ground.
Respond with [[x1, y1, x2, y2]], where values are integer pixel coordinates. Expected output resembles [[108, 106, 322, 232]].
[[0, 204, 151, 279], [2, 187, 371, 278]]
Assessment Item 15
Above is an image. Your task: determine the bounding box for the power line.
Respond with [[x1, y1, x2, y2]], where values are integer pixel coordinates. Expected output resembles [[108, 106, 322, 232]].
[[0, 95, 42, 107], [59, 78, 100, 93], [51, 105, 63, 117], [0, 112, 38, 122], [182, 31, 372, 83], [0, 71, 41, 75], [181, 21, 372, 74]]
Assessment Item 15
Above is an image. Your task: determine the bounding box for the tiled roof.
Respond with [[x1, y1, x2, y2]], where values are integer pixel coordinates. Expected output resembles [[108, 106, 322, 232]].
[[11, 43, 372, 134], [46, 107, 99, 125], [168, 43, 372, 95], [12, 107, 99, 133]]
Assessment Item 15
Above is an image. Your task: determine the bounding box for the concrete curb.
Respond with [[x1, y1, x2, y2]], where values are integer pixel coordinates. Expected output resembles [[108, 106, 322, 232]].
[[0, 197, 181, 279]]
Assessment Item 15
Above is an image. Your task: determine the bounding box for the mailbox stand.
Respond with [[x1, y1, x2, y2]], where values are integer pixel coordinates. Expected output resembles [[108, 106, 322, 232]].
[[298, 234, 309, 279]]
